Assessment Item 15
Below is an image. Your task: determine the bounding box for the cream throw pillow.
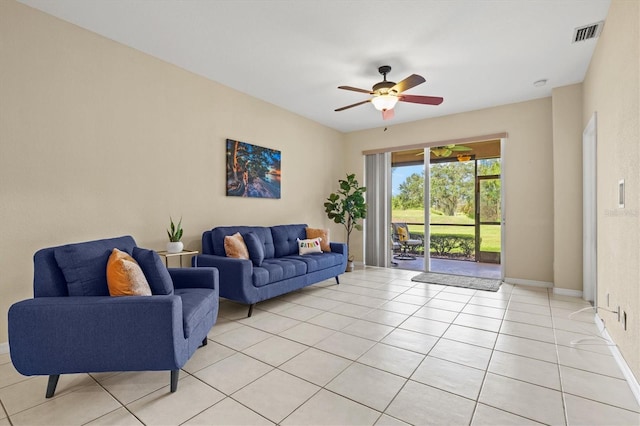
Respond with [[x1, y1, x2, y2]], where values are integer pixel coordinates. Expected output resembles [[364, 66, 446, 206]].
[[297, 237, 323, 255]]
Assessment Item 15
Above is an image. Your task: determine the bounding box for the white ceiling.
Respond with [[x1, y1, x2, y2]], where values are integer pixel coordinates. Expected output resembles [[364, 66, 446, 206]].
[[19, 0, 611, 133]]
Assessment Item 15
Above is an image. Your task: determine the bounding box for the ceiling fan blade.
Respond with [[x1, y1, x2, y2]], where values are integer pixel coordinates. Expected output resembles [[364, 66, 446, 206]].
[[399, 94, 444, 105], [382, 108, 395, 120], [335, 99, 371, 112], [390, 74, 425, 93], [338, 86, 374, 94]]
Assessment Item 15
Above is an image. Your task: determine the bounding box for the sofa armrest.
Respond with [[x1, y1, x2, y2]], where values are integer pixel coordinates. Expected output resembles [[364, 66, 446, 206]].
[[8, 295, 186, 375], [169, 267, 218, 291], [192, 254, 252, 283], [192, 254, 255, 302], [330, 242, 348, 256]]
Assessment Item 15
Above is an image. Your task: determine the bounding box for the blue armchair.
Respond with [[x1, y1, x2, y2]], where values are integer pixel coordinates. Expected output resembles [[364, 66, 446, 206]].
[[8, 236, 219, 397]]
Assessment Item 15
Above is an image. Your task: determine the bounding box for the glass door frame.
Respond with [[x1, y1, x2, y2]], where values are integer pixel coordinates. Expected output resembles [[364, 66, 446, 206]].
[[476, 172, 501, 263]]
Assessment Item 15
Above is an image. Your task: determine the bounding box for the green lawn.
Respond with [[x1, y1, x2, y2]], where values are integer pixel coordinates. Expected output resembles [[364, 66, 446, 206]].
[[392, 209, 501, 252]]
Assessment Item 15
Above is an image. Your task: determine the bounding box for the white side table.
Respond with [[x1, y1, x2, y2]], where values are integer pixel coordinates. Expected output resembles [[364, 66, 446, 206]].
[[156, 250, 199, 268]]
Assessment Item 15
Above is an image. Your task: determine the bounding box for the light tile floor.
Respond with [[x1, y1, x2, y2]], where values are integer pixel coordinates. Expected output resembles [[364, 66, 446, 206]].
[[1, 267, 639, 425]]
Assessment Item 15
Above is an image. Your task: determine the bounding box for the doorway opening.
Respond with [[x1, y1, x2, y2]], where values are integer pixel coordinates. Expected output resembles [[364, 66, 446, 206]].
[[390, 140, 502, 279]]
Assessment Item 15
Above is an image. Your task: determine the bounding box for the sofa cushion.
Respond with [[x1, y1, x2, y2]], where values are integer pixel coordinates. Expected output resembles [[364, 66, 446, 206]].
[[175, 288, 216, 338], [243, 232, 265, 267], [251, 258, 307, 287], [271, 224, 307, 258], [106, 249, 152, 296], [283, 252, 344, 273], [132, 247, 174, 295], [306, 227, 331, 252], [54, 236, 136, 296], [210, 226, 275, 259], [224, 232, 249, 259], [297, 237, 323, 255]]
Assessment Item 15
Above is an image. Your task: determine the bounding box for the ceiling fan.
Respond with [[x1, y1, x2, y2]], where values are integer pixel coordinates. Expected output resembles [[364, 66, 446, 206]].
[[335, 65, 444, 120], [416, 144, 473, 157]]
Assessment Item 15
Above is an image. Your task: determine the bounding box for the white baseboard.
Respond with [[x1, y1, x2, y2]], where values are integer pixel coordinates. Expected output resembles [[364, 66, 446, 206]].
[[503, 278, 584, 298], [594, 314, 640, 405], [0, 342, 8, 354], [504, 277, 553, 288], [553, 288, 583, 298]]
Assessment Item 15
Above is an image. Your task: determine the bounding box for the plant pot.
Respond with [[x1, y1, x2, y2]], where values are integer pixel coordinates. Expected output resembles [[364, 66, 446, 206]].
[[166, 241, 184, 254], [345, 261, 355, 272]]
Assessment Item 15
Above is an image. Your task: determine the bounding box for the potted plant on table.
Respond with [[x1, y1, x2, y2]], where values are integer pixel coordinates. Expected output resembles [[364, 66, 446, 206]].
[[324, 173, 367, 272], [166, 217, 184, 253]]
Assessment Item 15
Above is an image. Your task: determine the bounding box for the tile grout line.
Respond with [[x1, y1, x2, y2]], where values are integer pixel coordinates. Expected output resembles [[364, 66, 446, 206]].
[[468, 281, 512, 425]]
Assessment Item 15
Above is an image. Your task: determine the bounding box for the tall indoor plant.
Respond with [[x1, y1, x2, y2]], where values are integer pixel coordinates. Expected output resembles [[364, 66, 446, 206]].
[[324, 173, 367, 271]]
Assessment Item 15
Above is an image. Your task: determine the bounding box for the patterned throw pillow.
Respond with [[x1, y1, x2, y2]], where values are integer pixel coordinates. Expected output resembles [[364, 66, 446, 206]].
[[306, 227, 330, 252], [297, 237, 323, 255], [106, 248, 152, 296], [224, 232, 249, 259]]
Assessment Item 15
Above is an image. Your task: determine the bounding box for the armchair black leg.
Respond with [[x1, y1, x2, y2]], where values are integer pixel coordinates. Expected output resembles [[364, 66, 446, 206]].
[[45, 374, 60, 398], [335, 276, 340, 285], [247, 304, 255, 317], [170, 369, 179, 393], [201, 337, 208, 347]]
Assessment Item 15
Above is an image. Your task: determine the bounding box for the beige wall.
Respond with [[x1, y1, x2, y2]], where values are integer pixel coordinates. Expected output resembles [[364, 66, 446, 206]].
[[344, 99, 555, 285], [552, 84, 584, 292], [0, 1, 345, 343], [583, 0, 640, 380]]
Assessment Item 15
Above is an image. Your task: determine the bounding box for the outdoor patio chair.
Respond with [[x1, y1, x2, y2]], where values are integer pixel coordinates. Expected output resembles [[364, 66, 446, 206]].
[[391, 223, 423, 260]]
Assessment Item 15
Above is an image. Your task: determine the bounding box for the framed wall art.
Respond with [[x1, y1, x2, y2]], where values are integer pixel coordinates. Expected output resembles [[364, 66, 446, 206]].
[[226, 139, 281, 199]]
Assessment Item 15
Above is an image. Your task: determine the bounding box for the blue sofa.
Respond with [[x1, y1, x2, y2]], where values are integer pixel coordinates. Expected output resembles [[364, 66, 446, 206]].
[[193, 224, 347, 316], [8, 236, 219, 397]]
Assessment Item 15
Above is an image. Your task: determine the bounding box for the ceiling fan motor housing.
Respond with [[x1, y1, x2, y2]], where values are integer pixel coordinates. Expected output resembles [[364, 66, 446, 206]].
[[373, 81, 395, 94], [374, 65, 396, 94]]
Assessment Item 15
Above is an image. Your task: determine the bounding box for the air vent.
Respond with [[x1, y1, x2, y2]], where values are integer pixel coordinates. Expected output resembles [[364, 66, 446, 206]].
[[572, 21, 604, 43]]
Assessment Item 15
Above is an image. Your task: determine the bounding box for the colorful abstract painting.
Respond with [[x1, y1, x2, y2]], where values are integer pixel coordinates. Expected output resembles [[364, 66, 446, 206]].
[[226, 139, 281, 199]]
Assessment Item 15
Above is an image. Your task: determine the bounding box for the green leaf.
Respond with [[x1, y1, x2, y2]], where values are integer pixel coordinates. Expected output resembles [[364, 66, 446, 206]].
[[324, 173, 366, 240]]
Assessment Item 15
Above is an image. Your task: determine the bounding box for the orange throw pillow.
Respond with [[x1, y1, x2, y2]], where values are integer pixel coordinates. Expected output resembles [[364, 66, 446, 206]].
[[106, 248, 152, 296], [224, 232, 249, 259], [306, 227, 330, 252]]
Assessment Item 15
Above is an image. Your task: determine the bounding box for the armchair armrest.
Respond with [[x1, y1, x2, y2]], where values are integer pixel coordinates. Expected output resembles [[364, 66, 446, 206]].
[[8, 295, 186, 376], [409, 233, 424, 243], [169, 267, 218, 290]]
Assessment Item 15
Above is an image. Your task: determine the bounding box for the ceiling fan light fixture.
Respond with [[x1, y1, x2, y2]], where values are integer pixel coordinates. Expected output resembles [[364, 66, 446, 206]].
[[371, 94, 398, 111]]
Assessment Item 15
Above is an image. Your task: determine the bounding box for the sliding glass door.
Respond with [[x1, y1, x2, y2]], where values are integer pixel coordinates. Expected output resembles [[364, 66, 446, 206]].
[[365, 138, 504, 278]]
